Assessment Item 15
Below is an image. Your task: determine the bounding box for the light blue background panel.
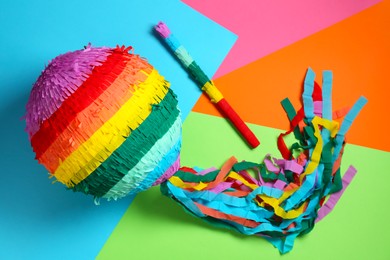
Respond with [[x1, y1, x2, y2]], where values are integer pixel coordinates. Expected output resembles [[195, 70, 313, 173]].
[[0, 0, 236, 259]]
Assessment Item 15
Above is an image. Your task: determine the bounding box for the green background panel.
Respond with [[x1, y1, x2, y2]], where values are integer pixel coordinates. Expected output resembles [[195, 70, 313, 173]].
[[97, 112, 390, 260]]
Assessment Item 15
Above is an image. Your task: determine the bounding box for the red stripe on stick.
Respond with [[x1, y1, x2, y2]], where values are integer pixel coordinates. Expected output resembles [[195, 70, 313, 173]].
[[216, 98, 260, 148]]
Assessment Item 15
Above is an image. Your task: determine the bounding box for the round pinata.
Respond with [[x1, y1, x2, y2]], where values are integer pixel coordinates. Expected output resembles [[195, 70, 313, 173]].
[[25, 44, 181, 201]]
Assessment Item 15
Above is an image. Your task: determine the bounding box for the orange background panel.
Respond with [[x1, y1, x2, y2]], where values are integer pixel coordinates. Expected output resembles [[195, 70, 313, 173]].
[[193, 0, 390, 152]]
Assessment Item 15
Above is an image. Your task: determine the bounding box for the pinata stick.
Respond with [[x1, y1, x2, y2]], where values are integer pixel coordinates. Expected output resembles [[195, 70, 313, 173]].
[[155, 22, 260, 148]]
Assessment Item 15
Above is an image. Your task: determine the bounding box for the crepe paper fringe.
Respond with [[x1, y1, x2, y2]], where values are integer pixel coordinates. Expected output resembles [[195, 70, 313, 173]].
[[25, 45, 181, 200], [162, 68, 367, 254], [71, 89, 181, 199], [25, 45, 112, 137], [52, 68, 170, 187], [155, 21, 260, 148], [32, 49, 151, 162], [102, 116, 182, 200]]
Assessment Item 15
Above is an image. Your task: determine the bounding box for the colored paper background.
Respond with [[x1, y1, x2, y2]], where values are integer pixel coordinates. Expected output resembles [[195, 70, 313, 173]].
[[0, 0, 235, 259], [1, 0, 389, 259], [183, 0, 382, 78], [193, 0, 390, 152]]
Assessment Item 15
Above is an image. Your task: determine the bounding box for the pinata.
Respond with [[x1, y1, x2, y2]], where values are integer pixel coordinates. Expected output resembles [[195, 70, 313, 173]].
[[25, 45, 181, 202]]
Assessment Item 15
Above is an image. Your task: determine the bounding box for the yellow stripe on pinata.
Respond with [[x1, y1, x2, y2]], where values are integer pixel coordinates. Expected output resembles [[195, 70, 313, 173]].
[[54, 69, 169, 187]]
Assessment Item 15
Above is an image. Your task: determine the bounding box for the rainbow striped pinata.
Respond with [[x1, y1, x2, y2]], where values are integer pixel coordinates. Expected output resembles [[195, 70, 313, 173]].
[[25, 45, 181, 201]]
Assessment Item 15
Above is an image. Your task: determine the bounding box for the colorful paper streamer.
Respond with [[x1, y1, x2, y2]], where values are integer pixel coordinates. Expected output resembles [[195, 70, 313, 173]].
[[162, 68, 367, 254]]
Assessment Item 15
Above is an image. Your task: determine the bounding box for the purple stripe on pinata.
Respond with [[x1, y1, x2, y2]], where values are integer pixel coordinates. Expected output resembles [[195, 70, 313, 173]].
[[25, 45, 111, 137]]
